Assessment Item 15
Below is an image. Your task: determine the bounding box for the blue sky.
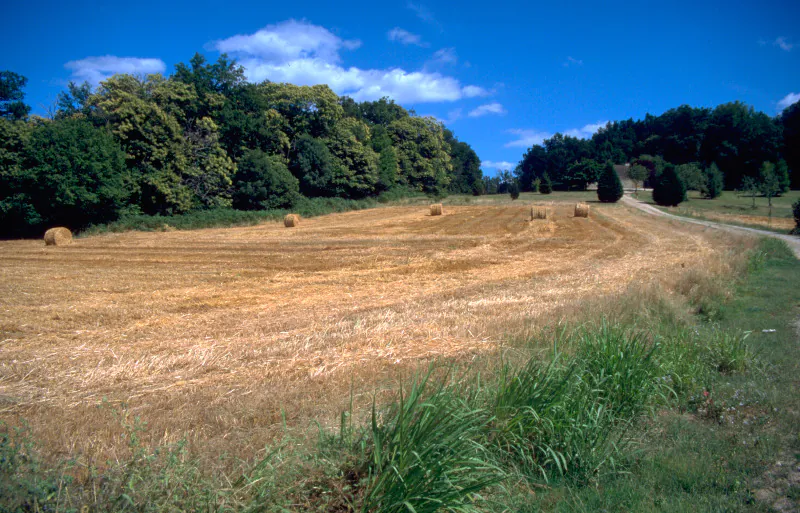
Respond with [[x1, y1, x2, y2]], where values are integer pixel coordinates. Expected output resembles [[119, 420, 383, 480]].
[[2, 0, 798, 175]]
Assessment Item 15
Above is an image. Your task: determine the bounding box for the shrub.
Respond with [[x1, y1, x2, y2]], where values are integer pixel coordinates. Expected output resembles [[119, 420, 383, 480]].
[[539, 173, 553, 195], [792, 199, 800, 234], [703, 163, 724, 199], [653, 164, 686, 206], [509, 181, 520, 200], [472, 178, 485, 196], [233, 149, 300, 210], [776, 159, 790, 195], [597, 163, 623, 203]]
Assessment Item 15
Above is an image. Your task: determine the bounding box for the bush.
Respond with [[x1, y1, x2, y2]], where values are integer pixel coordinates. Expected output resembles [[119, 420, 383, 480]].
[[703, 163, 724, 199], [472, 178, 485, 196], [233, 149, 300, 210], [509, 181, 520, 200], [539, 173, 553, 195], [653, 164, 686, 206], [792, 199, 800, 234], [597, 163, 623, 203]]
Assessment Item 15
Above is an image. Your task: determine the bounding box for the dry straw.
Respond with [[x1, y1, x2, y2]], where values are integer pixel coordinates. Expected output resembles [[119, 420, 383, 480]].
[[530, 206, 550, 220], [44, 227, 72, 246], [574, 203, 590, 218], [430, 204, 444, 216], [284, 214, 300, 227]]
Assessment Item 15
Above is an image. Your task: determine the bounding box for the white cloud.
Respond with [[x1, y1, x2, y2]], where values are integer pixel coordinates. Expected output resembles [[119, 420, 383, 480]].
[[468, 102, 506, 117], [504, 129, 552, 148], [64, 56, 166, 85], [774, 37, 794, 52], [387, 27, 427, 47], [778, 92, 800, 111], [431, 47, 457, 65], [564, 121, 608, 138], [482, 160, 515, 170], [563, 56, 583, 67], [407, 2, 437, 25], [214, 19, 360, 64], [212, 20, 487, 104]]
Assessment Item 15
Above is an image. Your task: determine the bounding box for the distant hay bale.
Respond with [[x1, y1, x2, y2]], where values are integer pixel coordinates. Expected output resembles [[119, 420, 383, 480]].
[[574, 203, 590, 218], [284, 214, 300, 227], [44, 227, 72, 246], [430, 203, 443, 216], [530, 206, 550, 220]]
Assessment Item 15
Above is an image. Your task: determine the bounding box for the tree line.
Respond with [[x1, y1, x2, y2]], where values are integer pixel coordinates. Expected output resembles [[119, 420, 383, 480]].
[[0, 55, 482, 238], [512, 102, 799, 194]]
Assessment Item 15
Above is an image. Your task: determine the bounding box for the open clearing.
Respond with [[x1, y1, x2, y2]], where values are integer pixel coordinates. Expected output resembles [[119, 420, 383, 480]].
[[0, 201, 744, 463]]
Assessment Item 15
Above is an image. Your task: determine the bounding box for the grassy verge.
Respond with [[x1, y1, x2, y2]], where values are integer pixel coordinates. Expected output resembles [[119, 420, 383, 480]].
[[2, 239, 797, 512], [635, 190, 799, 234]]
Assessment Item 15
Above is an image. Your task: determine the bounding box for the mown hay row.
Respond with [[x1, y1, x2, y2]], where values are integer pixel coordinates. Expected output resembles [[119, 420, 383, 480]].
[[44, 227, 72, 246]]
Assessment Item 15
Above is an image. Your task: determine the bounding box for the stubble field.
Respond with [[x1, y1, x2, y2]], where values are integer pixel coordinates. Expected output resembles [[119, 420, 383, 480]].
[[0, 200, 743, 466]]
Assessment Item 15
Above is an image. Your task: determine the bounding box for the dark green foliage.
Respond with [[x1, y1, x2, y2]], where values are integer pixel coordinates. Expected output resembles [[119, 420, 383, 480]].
[[775, 159, 790, 195], [781, 100, 800, 188], [597, 163, 624, 203], [3, 118, 130, 236], [703, 163, 724, 199], [377, 146, 398, 191], [472, 178, 484, 196], [0, 71, 31, 120], [509, 181, 520, 200], [55, 81, 93, 119], [653, 164, 686, 206], [290, 134, 339, 197], [566, 158, 602, 190], [792, 200, 800, 234], [444, 129, 482, 194], [233, 149, 299, 210], [539, 173, 553, 194]]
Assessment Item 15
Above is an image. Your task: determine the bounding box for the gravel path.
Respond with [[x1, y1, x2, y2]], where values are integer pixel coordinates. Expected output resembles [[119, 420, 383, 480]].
[[621, 194, 800, 260]]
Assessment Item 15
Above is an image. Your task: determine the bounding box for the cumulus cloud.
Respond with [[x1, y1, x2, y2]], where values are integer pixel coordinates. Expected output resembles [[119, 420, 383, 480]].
[[564, 121, 608, 138], [774, 37, 794, 52], [563, 56, 583, 67], [212, 20, 487, 103], [504, 129, 552, 148], [482, 160, 515, 170], [64, 56, 166, 85], [388, 27, 427, 47], [468, 102, 506, 117], [778, 92, 800, 111]]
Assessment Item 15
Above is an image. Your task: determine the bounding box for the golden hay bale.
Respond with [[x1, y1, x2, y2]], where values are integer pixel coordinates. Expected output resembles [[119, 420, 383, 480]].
[[430, 203, 443, 216], [44, 227, 73, 246], [574, 203, 590, 218], [284, 214, 300, 227], [530, 206, 550, 220]]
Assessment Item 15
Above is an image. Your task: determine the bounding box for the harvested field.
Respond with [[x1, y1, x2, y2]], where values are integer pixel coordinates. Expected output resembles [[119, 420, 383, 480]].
[[0, 202, 743, 464]]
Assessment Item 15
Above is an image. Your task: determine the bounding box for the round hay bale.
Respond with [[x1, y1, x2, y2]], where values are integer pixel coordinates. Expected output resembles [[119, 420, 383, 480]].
[[574, 203, 590, 218], [530, 206, 550, 220], [430, 203, 443, 216], [284, 214, 300, 227], [44, 227, 73, 246]]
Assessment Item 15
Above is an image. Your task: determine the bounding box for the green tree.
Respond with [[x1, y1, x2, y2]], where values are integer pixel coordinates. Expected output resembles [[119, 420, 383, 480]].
[[21, 118, 131, 231], [0, 118, 36, 236], [703, 163, 724, 199], [508, 181, 520, 200], [780, 100, 800, 188], [775, 159, 790, 195], [232, 149, 299, 210], [628, 164, 649, 196], [791, 199, 800, 234], [597, 162, 624, 203], [290, 134, 340, 197], [539, 173, 553, 194], [324, 118, 378, 198], [566, 158, 602, 190], [759, 161, 781, 216], [471, 178, 484, 196], [652, 164, 686, 206], [387, 116, 452, 194], [739, 176, 759, 209], [0, 71, 31, 120], [675, 162, 705, 192], [56, 81, 93, 119], [257, 82, 343, 139], [377, 146, 399, 191], [183, 117, 235, 209]]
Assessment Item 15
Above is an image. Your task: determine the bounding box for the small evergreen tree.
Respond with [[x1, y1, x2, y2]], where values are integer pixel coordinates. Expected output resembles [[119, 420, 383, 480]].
[[653, 164, 686, 206], [792, 199, 800, 234], [597, 163, 624, 203], [471, 178, 484, 196], [508, 181, 520, 200], [539, 173, 553, 195], [703, 163, 724, 199]]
